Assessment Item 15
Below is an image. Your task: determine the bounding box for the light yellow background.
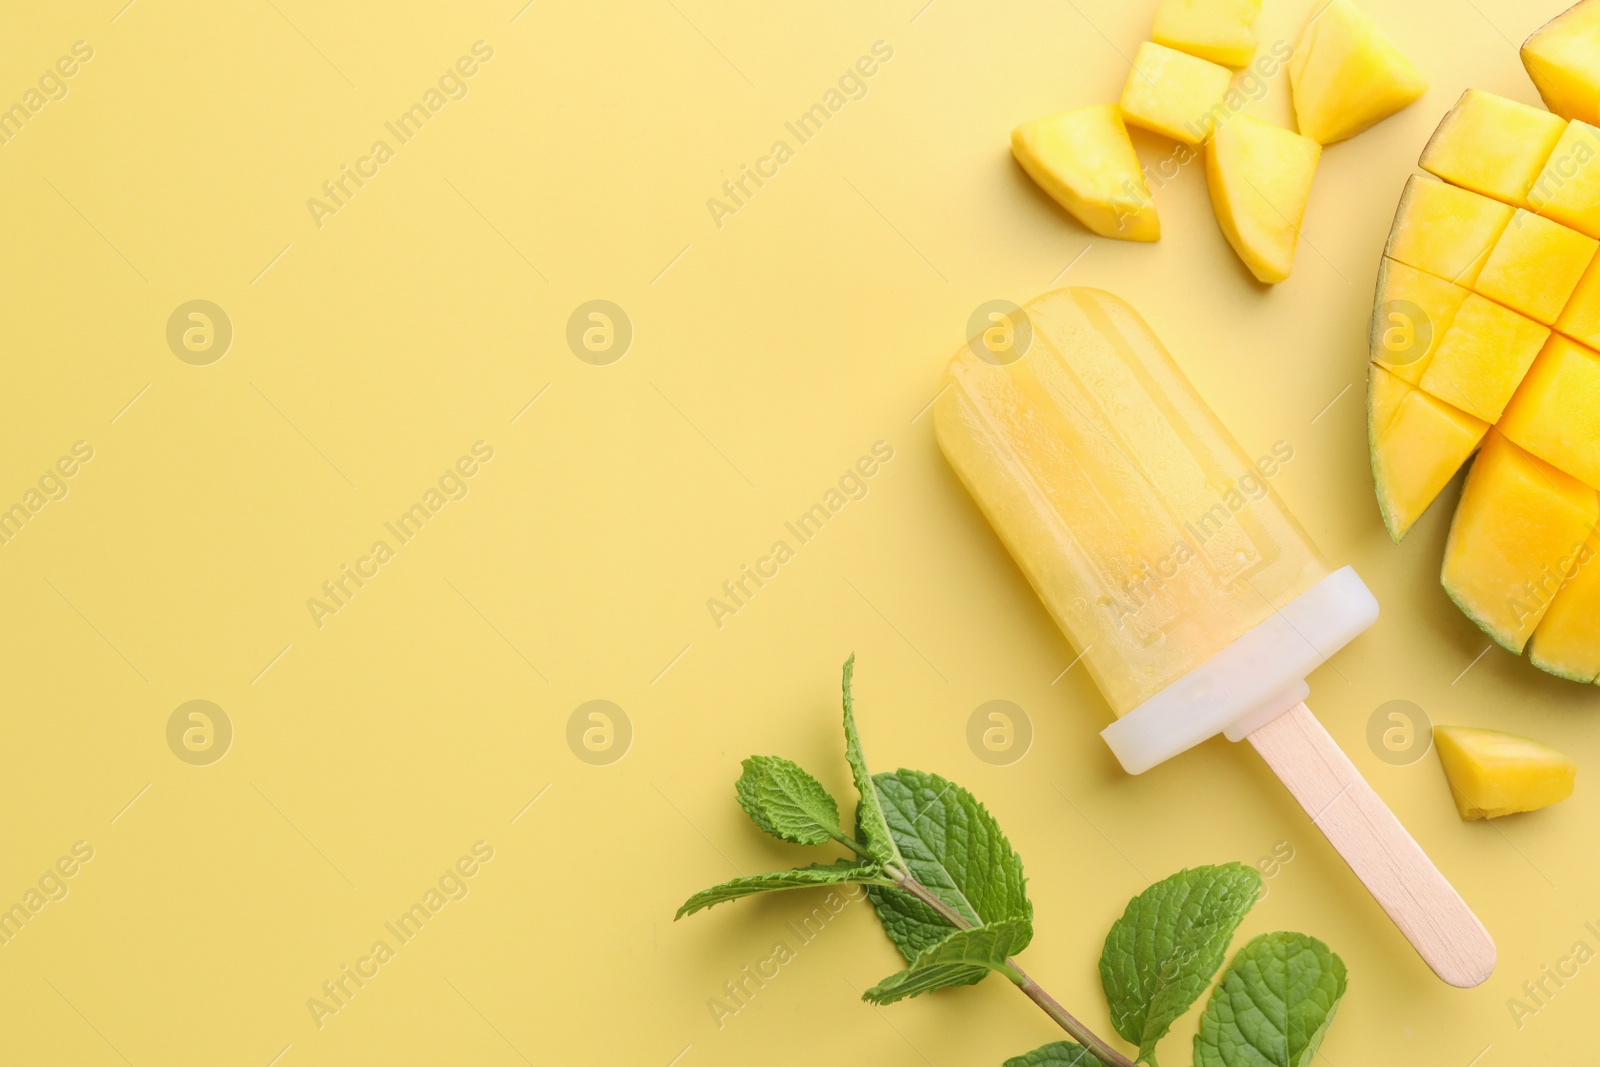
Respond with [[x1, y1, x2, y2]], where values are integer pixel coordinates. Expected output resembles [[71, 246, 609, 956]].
[[2, 0, 1596, 1063]]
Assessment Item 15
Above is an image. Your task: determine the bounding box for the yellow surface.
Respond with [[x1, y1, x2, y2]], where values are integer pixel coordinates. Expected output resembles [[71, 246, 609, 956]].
[[1205, 113, 1321, 282], [1434, 726, 1578, 821], [6, 1, 1600, 1065]]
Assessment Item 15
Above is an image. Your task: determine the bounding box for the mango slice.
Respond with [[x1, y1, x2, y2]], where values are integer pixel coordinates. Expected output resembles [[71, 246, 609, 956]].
[[1288, 0, 1428, 145], [1434, 726, 1577, 820], [1418, 295, 1549, 422], [1370, 257, 1469, 384], [1152, 0, 1262, 68], [1384, 176, 1514, 287], [1418, 89, 1568, 207], [1529, 533, 1600, 681], [1204, 114, 1320, 283], [1442, 431, 1599, 652], [1528, 120, 1600, 236], [1368, 365, 1489, 541], [1523, 0, 1600, 125], [1555, 249, 1600, 347], [1474, 209, 1599, 325], [1012, 106, 1160, 242], [1499, 334, 1600, 490], [1120, 41, 1233, 145]]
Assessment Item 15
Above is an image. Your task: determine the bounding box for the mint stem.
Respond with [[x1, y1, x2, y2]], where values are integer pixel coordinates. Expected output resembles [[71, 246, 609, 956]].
[[888, 870, 1137, 1067]]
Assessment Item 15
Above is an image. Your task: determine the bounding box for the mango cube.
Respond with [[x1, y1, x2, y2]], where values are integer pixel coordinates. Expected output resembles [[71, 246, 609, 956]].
[[1152, 0, 1262, 67], [1474, 209, 1598, 325], [1435, 726, 1577, 820], [1418, 89, 1568, 207], [1012, 106, 1159, 242], [1523, 0, 1600, 125], [1419, 295, 1549, 422], [1383, 175, 1514, 287], [1119, 41, 1233, 145], [1529, 533, 1600, 682], [1289, 0, 1428, 145], [1369, 366, 1489, 540], [1204, 114, 1320, 283], [1555, 250, 1600, 348], [1370, 258, 1469, 384], [1442, 431, 1599, 651], [1528, 120, 1600, 237], [1499, 334, 1600, 490]]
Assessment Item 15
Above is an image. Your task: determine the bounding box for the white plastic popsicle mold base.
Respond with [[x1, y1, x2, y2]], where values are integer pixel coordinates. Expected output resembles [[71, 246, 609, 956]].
[[1100, 566, 1380, 775]]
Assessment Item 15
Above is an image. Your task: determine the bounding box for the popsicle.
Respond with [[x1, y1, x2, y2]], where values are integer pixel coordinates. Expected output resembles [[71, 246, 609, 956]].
[[935, 287, 1494, 987]]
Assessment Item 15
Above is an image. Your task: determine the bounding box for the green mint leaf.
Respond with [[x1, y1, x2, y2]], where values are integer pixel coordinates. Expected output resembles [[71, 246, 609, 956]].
[[1098, 863, 1262, 1063], [865, 768, 1031, 969], [675, 859, 883, 919], [861, 918, 1030, 1005], [1003, 1042, 1102, 1066], [1193, 932, 1348, 1067], [841, 655, 904, 870], [734, 755, 843, 846]]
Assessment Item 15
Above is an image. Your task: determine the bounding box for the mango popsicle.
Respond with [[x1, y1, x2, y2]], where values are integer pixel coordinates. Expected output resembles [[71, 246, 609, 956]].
[[935, 288, 1494, 987]]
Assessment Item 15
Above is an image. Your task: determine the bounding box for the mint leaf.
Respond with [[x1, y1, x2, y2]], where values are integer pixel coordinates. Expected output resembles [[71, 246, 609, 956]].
[[675, 859, 884, 919], [1099, 863, 1262, 1063], [865, 768, 1031, 969], [861, 918, 1030, 1004], [1003, 1043, 1102, 1066], [734, 755, 843, 846], [841, 655, 904, 870], [1194, 932, 1347, 1067]]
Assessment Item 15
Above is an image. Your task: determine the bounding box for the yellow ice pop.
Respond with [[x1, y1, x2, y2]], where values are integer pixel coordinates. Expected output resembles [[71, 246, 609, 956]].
[[933, 288, 1494, 988]]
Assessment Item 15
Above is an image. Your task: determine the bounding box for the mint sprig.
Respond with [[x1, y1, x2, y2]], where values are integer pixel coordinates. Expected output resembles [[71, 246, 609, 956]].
[[675, 657, 1349, 1067]]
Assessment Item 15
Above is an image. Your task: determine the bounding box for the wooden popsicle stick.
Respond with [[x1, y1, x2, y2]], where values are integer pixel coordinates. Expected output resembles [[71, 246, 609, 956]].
[[1247, 702, 1495, 988]]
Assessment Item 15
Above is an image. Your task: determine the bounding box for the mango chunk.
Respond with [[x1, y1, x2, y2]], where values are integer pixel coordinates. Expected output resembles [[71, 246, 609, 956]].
[[1370, 257, 1469, 384], [1499, 334, 1600, 489], [1288, 0, 1428, 145], [1523, 0, 1600, 125], [1434, 726, 1576, 820], [1384, 175, 1514, 287], [1204, 114, 1320, 283], [1529, 533, 1600, 682], [1120, 41, 1234, 145], [1419, 295, 1549, 422], [1012, 106, 1160, 242], [1152, 0, 1262, 67], [1474, 209, 1599, 325], [1555, 249, 1600, 348], [1418, 89, 1568, 207], [1369, 366, 1489, 541], [1528, 120, 1600, 237], [1442, 431, 1600, 651]]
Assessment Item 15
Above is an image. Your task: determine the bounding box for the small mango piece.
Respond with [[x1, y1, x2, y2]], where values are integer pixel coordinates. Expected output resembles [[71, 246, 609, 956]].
[[1522, 0, 1600, 125], [1383, 175, 1513, 287], [1289, 0, 1428, 145], [1012, 105, 1159, 242], [1119, 41, 1233, 145], [1474, 209, 1598, 326], [1152, 0, 1262, 67], [1418, 89, 1568, 207], [1370, 257, 1469, 384], [1204, 114, 1320, 283], [1434, 726, 1577, 820], [1368, 365, 1489, 541], [1442, 431, 1599, 651]]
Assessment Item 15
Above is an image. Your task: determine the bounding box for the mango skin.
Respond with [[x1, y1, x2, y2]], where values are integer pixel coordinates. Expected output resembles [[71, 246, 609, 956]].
[[1434, 725, 1576, 820]]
